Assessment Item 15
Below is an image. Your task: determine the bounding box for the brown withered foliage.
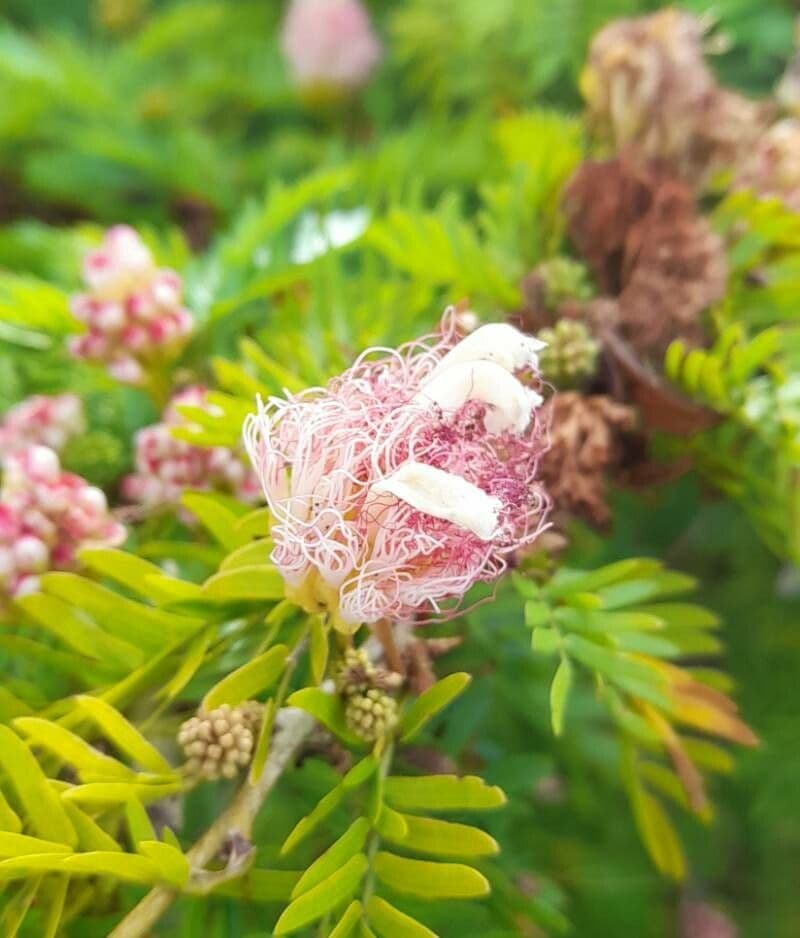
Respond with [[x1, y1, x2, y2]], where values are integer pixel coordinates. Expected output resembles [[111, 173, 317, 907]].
[[733, 119, 800, 214], [583, 8, 768, 187], [539, 392, 636, 526], [564, 156, 727, 359]]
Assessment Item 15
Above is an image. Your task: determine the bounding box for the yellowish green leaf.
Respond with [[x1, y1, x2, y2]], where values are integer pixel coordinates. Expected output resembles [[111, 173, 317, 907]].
[[329, 900, 363, 938], [286, 688, 361, 746], [367, 896, 437, 937], [400, 673, 471, 742], [550, 658, 572, 737], [384, 775, 506, 812], [291, 817, 370, 898], [274, 854, 368, 934], [203, 644, 288, 710], [76, 696, 173, 774], [0, 726, 76, 846], [373, 852, 490, 899], [381, 814, 498, 858]]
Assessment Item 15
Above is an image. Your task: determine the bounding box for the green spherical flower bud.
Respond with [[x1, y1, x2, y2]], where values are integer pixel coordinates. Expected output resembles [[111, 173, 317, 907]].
[[538, 257, 594, 309], [537, 319, 600, 389], [178, 702, 263, 782], [334, 647, 376, 697], [345, 689, 398, 743]]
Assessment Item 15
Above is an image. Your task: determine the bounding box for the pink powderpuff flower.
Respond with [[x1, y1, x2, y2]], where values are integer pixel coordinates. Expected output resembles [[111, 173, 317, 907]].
[[0, 446, 126, 601], [122, 387, 261, 510], [244, 310, 550, 630], [68, 225, 193, 385], [0, 394, 85, 460], [281, 0, 382, 94]]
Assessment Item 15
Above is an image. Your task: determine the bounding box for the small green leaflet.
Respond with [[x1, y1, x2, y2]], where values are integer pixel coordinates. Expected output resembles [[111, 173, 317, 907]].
[[290, 817, 370, 898], [367, 896, 437, 937], [286, 688, 362, 746], [373, 852, 490, 899], [201, 565, 285, 602], [384, 775, 506, 812], [400, 673, 471, 742], [274, 853, 368, 934], [202, 644, 288, 709], [380, 813, 498, 858], [549, 658, 572, 737]]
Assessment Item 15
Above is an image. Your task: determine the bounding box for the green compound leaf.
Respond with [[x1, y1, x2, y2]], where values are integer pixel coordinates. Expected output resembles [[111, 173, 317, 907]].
[[400, 673, 471, 742], [0, 726, 76, 846], [274, 853, 368, 934], [373, 852, 490, 899]]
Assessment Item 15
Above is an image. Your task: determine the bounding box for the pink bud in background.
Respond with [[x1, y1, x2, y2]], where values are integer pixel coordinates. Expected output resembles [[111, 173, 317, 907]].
[[122, 387, 261, 511], [68, 225, 194, 385], [0, 446, 126, 601], [244, 309, 550, 629], [0, 394, 85, 460], [281, 0, 382, 94], [82, 224, 155, 298]]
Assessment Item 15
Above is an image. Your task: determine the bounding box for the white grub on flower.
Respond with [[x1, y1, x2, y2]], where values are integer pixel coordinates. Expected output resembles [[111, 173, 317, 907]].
[[243, 309, 550, 628]]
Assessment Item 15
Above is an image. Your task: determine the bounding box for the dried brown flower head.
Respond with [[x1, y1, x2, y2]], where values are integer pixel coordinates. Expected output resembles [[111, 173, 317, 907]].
[[582, 9, 766, 186], [539, 392, 636, 525], [734, 119, 800, 213], [565, 156, 727, 359]]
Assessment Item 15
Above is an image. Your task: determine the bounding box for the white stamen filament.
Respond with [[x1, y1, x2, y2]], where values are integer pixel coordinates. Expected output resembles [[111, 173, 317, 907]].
[[371, 461, 502, 541], [428, 323, 547, 380], [414, 360, 542, 434]]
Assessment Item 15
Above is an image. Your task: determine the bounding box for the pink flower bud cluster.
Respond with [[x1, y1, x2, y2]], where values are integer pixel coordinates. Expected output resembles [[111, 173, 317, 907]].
[[244, 310, 550, 628], [0, 446, 126, 600], [0, 394, 84, 459], [280, 0, 382, 94], [68, 225, 193, 385], [122, 387, 261, 509]]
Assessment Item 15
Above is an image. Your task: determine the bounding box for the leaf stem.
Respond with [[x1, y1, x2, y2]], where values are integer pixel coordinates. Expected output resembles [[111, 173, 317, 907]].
[[360, 740, 394, 908]]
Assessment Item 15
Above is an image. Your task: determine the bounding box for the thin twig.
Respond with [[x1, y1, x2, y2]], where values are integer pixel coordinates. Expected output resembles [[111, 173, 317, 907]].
[[108, 705, 315, 938]]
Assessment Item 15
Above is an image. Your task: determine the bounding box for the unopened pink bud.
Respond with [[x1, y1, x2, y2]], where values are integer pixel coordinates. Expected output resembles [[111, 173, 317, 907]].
[[13, 575, 41, 598], [27, 446, 60, 482], [14, 536, 49, 573], [108, 357, 144, 384]]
